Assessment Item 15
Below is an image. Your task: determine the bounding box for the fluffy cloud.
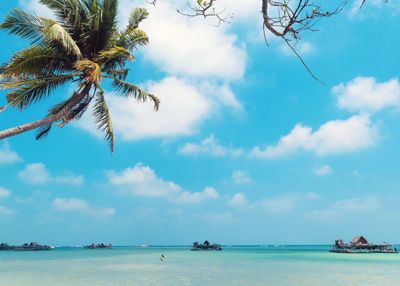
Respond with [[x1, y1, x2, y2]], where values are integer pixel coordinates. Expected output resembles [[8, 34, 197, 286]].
[[313, 165, 332, 176], [176, 187, 219, 204], [332, 77, 400, 112], [120, 1, 246, 80], [18, 163, 84, 185], [261, 196, 297, 214], [349, 0, 400, 17], [19, 0, 54, 18], [229, 193, 249, 208], [179, 135, 244, 157], [78, 77, 212, 141], [24, 0, 246, 141], [202, 82, 243, 111], [0, 206, 13, 216], [107, 163, 219, 203], [0, 187, 11, 199], [0, 143, 22, 164], [22, 0, 247, 80], [231, 170, 251, 184], [306, 192, 320, 200], [310, 196, 381, 219], [249, 114, 377, 158], [52, 198, 115, 218], [280, 41, 314, 56]]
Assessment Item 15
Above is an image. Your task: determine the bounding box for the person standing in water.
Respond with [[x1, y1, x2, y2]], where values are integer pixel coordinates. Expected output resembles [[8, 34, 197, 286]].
[[160, 254, 165, 262]]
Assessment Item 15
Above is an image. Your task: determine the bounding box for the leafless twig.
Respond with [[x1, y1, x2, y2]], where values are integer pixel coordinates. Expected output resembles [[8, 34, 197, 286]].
[[146, 0, 157, 5], [177, 0, 233, 26], [262, 0, 346, 81], [359, 0, 388, 9]]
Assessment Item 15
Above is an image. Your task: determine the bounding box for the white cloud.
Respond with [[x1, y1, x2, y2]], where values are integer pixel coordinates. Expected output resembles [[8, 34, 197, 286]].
[[261, 196, 296, 214], [202, 82, 243, 111], [0, 143, 22, 164], [52, 198, 115, 218], [313, 165, 332, 176], [229, 193, 249, 208], [0, 187, 11, 199], [231, 170, 251, 184], [19, 0, 54, 18], [249, 114, 377, 158], [18, 163, 84, 185], [24, 0, 247, 81], [0, 206, 13, 216], [78, 77, 212, 141], [280, 41, 314, 56], [107, 163, 219, 203], [176, 187, 219, 204], [218, 0, 262, 22], [332, 77, 400, 112], [107, 163, 181, 198], [53, 198, 88, 211], [18, 163, 50, 184], [53, 174, 85, 185], [348, 0, 400, 17], [126, 1, 246, 80], [179, 135, 244, 157], [310, 196, 381, 219], [306, 192, 320, 200]]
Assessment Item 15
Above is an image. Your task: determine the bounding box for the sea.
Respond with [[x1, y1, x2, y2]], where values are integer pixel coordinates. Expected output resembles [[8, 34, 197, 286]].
[[1, 245, 400, 286]]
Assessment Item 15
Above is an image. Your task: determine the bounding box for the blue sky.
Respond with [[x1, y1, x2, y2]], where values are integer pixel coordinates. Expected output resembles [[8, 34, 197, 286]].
[[1, 0, 400, 245]]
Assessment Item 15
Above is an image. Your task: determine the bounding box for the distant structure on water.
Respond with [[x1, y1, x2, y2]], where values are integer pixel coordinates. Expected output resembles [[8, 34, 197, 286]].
[[84, 243, 112, 249], [0, 242, 53, 251], [191, 240, 222, 251], [330, 235, 398, 253]]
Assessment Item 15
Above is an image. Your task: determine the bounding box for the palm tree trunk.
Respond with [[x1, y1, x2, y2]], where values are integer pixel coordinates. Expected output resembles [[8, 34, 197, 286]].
[[0, 84, 91, 140]]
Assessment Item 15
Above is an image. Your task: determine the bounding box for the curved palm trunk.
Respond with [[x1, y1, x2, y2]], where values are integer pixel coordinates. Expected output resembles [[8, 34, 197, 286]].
[[0, 85, 91, 140]]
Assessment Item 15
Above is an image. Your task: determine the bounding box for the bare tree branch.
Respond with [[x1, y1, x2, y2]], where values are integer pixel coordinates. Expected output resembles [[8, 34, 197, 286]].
[[177, 0, 233, 26], [261, 0, 346, 81]]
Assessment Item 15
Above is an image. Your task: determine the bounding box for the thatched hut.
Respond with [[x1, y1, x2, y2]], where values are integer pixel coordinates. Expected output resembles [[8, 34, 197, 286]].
[[351, 235, 368, 245]]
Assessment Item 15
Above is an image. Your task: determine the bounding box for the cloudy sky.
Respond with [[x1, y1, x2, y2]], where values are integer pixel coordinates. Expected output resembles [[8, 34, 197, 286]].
[[1, 0, 400, 245]]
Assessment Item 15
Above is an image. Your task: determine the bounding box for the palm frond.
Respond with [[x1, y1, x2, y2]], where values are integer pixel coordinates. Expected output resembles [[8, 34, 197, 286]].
[[104, 68, 128, 80], [0, 9, 43, 41], [93, 91, 114, 152], [65, 94, 93, 121], [4, 74, 75, 110], [96, 46, 134, 69], [2, 46, 70, 78], [91, 0, 118, 53], [0, 9, 82, 58], [35, 124, 52, 140], [112, 78, 160, 110], [39, 0, 89, 29], [40, 18, 82, 58], [117, 29, 149, 51], [75, 60, 102, 83], [127, 8, 149, 30]]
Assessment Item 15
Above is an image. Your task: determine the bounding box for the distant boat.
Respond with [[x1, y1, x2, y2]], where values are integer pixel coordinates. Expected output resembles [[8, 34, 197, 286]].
[[330, 235, 398, 253], [0, 242, 53, 251], [84, 243, 112, 249], [191, 240, 222, 251]]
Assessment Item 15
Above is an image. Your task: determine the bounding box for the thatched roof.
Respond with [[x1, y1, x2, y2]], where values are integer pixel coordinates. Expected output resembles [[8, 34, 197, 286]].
[[352, 235, 368, 244]]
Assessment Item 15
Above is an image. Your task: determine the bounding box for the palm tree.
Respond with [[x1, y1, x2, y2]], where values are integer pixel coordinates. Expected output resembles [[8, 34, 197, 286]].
[[0, 0, 159, 152]]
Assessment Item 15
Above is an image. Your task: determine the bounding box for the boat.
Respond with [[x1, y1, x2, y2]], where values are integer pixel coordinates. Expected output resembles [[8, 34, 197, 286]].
[[0, 242, 53, 251], [330, 236, 398, 253], [84, 243, 112, 249], [191, 240, 222, 251]]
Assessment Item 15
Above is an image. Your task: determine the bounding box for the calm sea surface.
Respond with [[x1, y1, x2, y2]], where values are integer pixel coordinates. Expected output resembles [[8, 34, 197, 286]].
[[1, 245, 400, 286]]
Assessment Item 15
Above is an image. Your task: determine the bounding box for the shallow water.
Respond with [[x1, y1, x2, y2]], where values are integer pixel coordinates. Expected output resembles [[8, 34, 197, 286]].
[[1, 245, 400, 286]]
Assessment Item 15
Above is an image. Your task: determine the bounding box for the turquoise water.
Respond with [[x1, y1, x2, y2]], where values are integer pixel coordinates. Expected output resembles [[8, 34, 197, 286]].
[[1, 245, 400, 286]]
